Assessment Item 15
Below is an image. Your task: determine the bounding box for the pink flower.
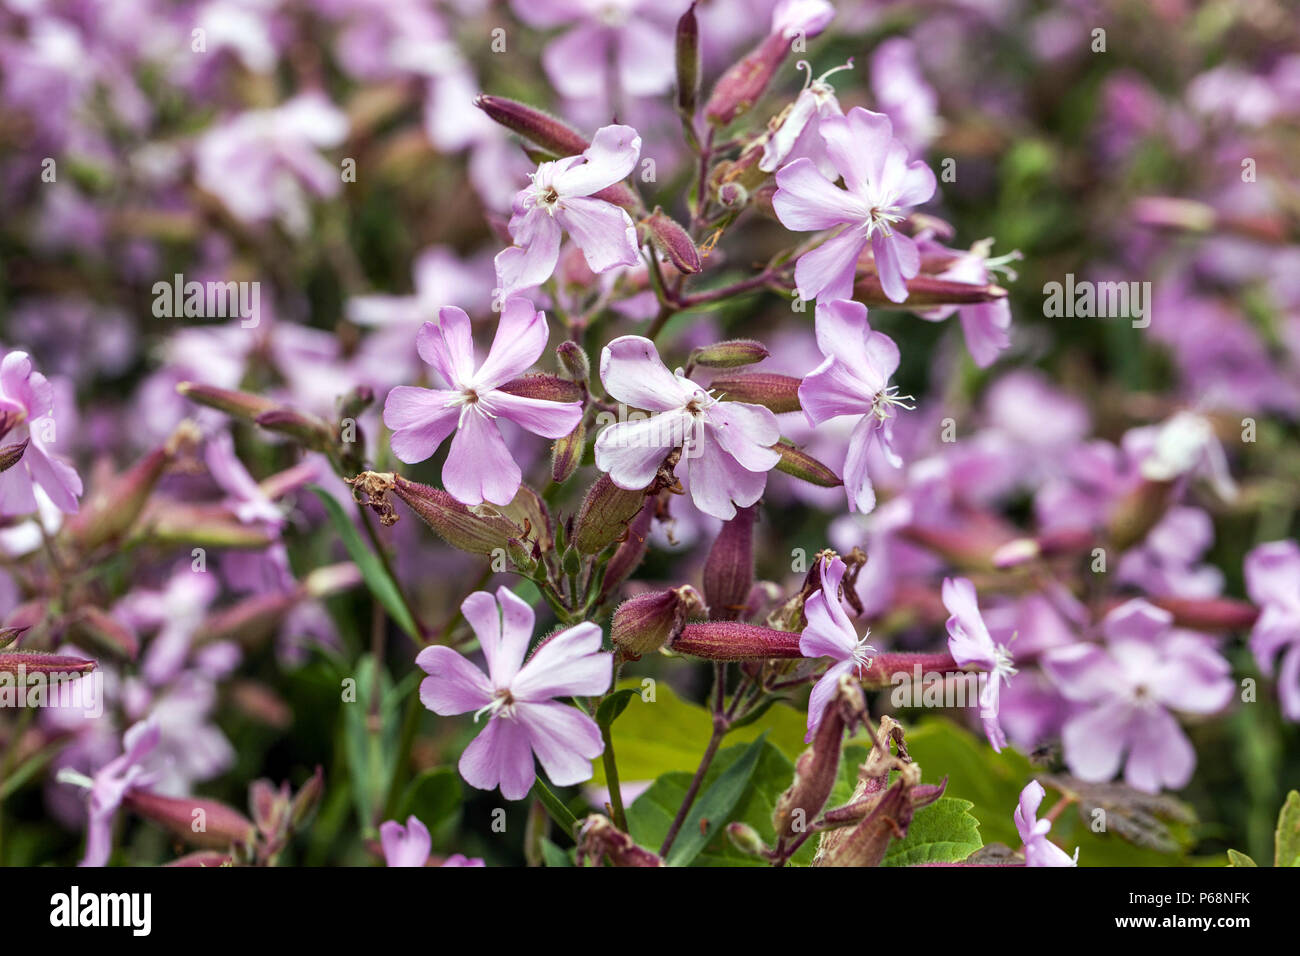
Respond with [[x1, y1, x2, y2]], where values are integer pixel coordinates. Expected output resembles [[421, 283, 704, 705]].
[[1013, 781, 1078, 867], [772, 107, 935, 303], [0, 350, 83, 516], [383, 298, 583, 506], [915, 238, 1017, 368], [1042, 599, 1234, 792], [494, 125, 641, 300], [943, 577, 1016, 753], [1244, 540, 1300, 720], [759, 60, 851, 177], [380, 815, 485, 867], [797, 300, 910, 514], [511, 0, 691, 102], [416, 586, 612, 801], [594, 335, 781, 521], [799, 556, 876, 741], [57, 721, 161, 867]]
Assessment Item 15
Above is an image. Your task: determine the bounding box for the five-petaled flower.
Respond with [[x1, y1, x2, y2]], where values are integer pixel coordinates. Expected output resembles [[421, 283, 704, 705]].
[[1042, 598, 1234, 793], [799, 555, 877, 742], [798, 299, 911, 514], [943, 576, 1016, 753], [773, 106, 936, 303], [416, 586, 612, 801], [594, 335, 781, 521], [379, 815, 485, 867], [494, 125, 642, 300], [383, 298, 583, 506]]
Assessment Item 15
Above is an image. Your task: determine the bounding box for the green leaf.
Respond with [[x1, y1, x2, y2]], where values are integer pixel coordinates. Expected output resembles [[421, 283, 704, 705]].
[[342, 655, 402, 828], [532, 778, 579, 837], [881, 797, 983, 866], [596, 688, 642, 729], [309, 485, 418, 640], [541, 839, 574, 867], [665, 734, 767, 867], [1274, 790, 1300, 867], [590, 679, 808, 787], [1226, 849, 1257, 867], [395, 768, 462, 835]]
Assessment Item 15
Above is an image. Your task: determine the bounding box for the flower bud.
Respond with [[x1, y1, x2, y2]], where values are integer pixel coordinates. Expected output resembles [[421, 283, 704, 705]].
[[1150, 596, 1259, 631], [255, 408, 335, 451], [483, 484, 553, 552], [290, 766, 326, 828], [175, 382, 279, 421], [474, 94, 589, 158], [576, 815, 665, 867], [551, 419, 586, 484], [644, 209, 702, 274], [497, 374, 585, 404], [675, 3, 700, 117], [65, 606, 139, 661], [1107, 477, 1175, 552], [727, 822, 769, 857], [556, 341, 591, 382], [302, 562, 364, 599], [195, 591, 303, 649], [123, 791, 256, 850], [611, 585, 705, 658], [690, 339, 770, 369], [717, 181, 749, 208], [668, 621, 802, 660], [573, 475, 650, 555], [0, 650, 96, 675], [855, 273, 1009, 307], [598, 500, 655, 601], [0, 438, 28, 473], [704, 31, 790, 126], [774, 441, 841, 487], [0, 625, 25, 650], [388, 474, 520, 554], [708, 373, 802, 413], [704, 505, 756, 621], [131, 501, 277, 549]]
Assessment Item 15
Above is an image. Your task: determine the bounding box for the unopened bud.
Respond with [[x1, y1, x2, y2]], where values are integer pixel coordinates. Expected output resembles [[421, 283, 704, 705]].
[[0, 438, 28, 473], [497, 374, 585, 404], [0, 651, 96, 675], [66, 606, 139, 661], [290, 766, 326, 828], [556, 341, 591, 382], [598, 500, 655, 601], [855, 274, 1009, 307], [552, 419, 586, 484], [726, 822, 769, 857], [0, 625, 25, 650], [388, 474, 520, 554], [644, 209, 702, 274], [690, 339, 769, 369], [123, 791, 256, 850], [675, 4, 700, 117], [668, 621, 802, 660], [576, 815, 664, 867], [255, 408, 335, 451], [717, 181, 749, 208], [176, 382, 279, 421], [474, 94, 589, 158], [611, 585, 705, 658], [574, 475, 651, 555], [703, 506, 756, 621], [708, 373, 802, 413], [704, 32, 790, 127], [774, 441, 841, 487], [195, 591, 302, 649]]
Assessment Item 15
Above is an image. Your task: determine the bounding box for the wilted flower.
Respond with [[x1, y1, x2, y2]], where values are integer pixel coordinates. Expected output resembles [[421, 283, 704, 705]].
[[416, 587, 612, 800], [383, 299, 583, 506]]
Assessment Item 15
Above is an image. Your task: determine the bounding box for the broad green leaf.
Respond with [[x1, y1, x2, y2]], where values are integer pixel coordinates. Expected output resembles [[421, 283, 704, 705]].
[[342, 655, 402, 828], [1274, 790, 1300, 867], [665, 734, 766, 867], [541, 839, 574, 867], [1226, 849, 1257, 867], [881, 797, 983, 866], [590, 679, 808, 787], [395, 768, 462, 836], [309, 485, 418, 640], [596, 688, 642, 728]]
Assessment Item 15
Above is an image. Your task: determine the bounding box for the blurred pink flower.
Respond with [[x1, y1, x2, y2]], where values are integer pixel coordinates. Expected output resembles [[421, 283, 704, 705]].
[[1244, 540, 1300, 720], [0, 350, 83, 516], [943, 576, 1015, 753], [379, 815, 485, 867], [1013, 781, 1077, 867], [57, 720, 161, 868]]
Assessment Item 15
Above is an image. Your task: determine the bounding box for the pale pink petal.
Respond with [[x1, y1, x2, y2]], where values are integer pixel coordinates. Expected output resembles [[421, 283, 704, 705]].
[[489, 391, 584, 438], [542, 24, 610, 101], [460, 591, 510, 686], [594, 412, 687, 490], [794, 226, 868, 302], [553, 124, 641, 196], [384, 386, 461, 463], [496, 210, 562, 296], [554, 197, 639, 274], [870, 231, 915, 303], [23, 443, 81, 513], [705, 402, 781, 473], [380, 816, 431, 867], [959, 301, 1012, 368], [494, 586, 536, 684], [1041, 643, 1124, 703], [685, 433, 769, 520], [512, 622, 610, 700], [518, 700, 604, 786], [599, 336, 693, 410], [942, 577, 996, 669], [1103, 599, 1172, 644], [842, 413, 878, 514], [459, 716, 536, 800], [820, 108, 894, 196], [417, 646, 494, 715], [804, 659, 856, 741], [799, 358, 874, 426], [442, 411, 521, 507], [1061, 704, 1133, 782], [772, 158, 861, 231], [617, 24, 675, 97], [1125, 706, 1195, 793], [474, 297, 550, 389], [416, 309, 477, 387]]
